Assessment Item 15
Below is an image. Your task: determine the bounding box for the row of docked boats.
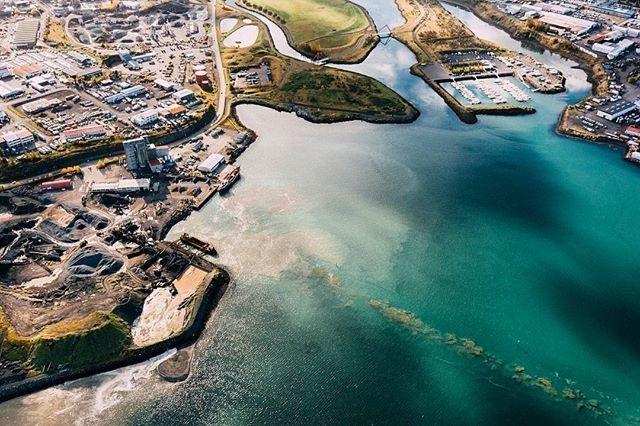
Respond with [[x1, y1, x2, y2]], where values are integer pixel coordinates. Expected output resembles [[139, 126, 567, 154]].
[[451, 81, 481, 105]]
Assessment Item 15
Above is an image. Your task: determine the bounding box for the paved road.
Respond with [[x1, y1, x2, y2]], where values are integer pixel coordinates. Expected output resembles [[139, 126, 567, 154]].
[[210, 0, 229, 124]]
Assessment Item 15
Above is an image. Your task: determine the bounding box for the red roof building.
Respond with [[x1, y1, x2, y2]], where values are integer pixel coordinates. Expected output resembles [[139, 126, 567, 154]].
[[63, 124, 107, 141], [625, 125, 640, 138]]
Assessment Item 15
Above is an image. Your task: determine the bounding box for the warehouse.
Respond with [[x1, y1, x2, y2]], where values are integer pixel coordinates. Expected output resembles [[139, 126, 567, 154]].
[[12, 19, 40, 49], [105, 84, 147, 103], [197, 153, 225, 173], [0, 81, 24, 99], [0, 129, 35, 155], [0, 63, 11, 79], [154, 78, 180, 92], [131, 109, 159, 127], [21, 98, 61, 114], [63, 124, 107, 142], [597, 101, 637, 121], [173, 88, 196, 104], [538, 12, 597, 36], [90, 179, 151, 194]]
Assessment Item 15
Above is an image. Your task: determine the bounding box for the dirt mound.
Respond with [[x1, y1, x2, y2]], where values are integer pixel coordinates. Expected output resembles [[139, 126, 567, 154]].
[[39, 206, 110, 243], [0, 218, 38, 249], [67, 246, 123, 277], [0, 192, 46, 215]]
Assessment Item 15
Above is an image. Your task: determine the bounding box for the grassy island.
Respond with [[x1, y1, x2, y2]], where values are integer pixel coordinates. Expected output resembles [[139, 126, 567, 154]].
[[237, 0, 378, 63]]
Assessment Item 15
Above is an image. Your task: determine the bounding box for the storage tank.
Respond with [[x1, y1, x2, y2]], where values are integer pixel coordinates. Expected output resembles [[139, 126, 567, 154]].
[[195, 70, 209, 87]]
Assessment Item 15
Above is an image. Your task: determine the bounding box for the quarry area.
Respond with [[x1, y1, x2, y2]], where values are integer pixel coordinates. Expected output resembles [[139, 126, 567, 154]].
[[0, 125, 243, 396]]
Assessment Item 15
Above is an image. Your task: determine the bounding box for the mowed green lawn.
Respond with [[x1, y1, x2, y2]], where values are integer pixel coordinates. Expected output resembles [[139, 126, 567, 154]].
[[247, 0, 373, 49]]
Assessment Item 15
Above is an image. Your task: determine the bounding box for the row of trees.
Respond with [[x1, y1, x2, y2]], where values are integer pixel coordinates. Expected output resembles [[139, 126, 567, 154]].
[[239, 0, 287, 24]]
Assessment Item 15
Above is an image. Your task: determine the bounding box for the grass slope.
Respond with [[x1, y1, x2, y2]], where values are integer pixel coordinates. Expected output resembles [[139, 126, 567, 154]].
[[239, 0, 377, 62], [1, 308, 131, 372]]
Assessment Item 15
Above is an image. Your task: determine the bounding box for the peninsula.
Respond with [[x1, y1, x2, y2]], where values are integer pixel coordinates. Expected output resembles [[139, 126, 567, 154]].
[[390, 0, 566, 124]]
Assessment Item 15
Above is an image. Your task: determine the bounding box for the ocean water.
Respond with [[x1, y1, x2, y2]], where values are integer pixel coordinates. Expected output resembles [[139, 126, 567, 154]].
[[2, 2, 640, 425]]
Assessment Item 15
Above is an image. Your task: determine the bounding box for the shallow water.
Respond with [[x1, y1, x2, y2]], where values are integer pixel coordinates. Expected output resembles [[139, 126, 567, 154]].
[[2, 2, 640, 425]]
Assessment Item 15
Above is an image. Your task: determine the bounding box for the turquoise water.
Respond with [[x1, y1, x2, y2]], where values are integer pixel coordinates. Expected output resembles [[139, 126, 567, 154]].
[[2, 2, 640, 425]]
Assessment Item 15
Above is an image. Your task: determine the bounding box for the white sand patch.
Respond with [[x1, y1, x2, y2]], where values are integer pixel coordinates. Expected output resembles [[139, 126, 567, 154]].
[[220, 18, 238, 33], [223, 25, 259, 48]]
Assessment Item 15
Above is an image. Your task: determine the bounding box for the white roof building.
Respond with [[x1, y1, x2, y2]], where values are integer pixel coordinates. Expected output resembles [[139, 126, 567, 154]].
[[131, 109, 159, 127], [197, 153, 225, 173], [173, 88, 195, 103], [597, 101, 637, 121], [154, 78, 180, 92], [0, 81, 24, 99], [91, 178, 150, 193]]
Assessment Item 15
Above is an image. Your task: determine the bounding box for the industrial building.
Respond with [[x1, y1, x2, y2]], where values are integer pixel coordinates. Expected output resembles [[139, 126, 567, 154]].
[[12, 19, 40, 49], [22, 98, 61, 114], [12, 63, 44, 79], [28, 74, 56, 93], [625, 126, 640, 138], [0, 81, 24, 99], [62, 125, 107, 142], [123, 137, 149, 170], [105, 84, 146, 104], [66, 51, 94, 66], [154, 78, 180, 92], [131, 109, 159, 127], [597, 101, 637, 121], [0, 64, 11, 79], [592, 39, 635, 59], [538, 12, 597, 36], [160, 103, 187, 118], [0, 129, 35, 155], [173, 89, 196, 104], [90, 178, 151, 194], [197, 153, 225, 173]]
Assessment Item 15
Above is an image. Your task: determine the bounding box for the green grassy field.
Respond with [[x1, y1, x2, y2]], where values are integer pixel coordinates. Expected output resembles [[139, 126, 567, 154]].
[[266, 66, 418, 122], [240, 0, 376, 61]]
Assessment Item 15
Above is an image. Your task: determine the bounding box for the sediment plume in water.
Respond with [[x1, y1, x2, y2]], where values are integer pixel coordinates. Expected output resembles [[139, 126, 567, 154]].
[[369, 300, 613, 418]]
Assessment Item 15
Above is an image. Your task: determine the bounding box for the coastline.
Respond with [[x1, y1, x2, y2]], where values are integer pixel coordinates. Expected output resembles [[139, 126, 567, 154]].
[[438, 0, 610, 141], [410, 65, 535, 124], [0, 267, 230, 403], [390, 0, 553, 125], [234, 93, 420, 125]]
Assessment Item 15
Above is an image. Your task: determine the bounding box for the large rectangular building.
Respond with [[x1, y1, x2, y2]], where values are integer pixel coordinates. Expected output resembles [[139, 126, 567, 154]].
[[13, 20, 40, 49], [131, 109, 159, 127], [538, 12, 597, 36], [0, 81, 24, 99], [63, 124, 107, 142], [197, 153, 225, 173], [90, 178, 150, 194], [597, 101, 637, 121]]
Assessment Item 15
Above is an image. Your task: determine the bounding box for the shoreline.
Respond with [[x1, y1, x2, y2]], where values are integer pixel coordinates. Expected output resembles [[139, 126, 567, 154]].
[[234, 95, 420, 125], [410, 65, 536, 124], [0, 267, 230, 403], [438, 0, 610, 141], [390, 0, 554, 125]]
